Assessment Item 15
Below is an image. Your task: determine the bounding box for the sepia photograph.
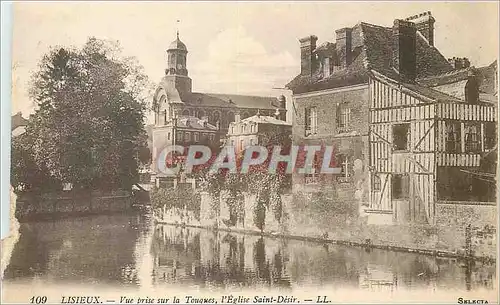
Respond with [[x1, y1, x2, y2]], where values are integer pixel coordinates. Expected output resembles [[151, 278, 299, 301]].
[[1, 1, 498, 304]]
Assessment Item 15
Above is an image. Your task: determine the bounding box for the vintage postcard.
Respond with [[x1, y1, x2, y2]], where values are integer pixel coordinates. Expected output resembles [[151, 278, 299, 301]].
[[1, 1, 498, 304]]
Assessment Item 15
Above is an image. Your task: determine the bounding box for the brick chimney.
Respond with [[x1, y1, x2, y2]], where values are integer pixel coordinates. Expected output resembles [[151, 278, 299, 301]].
[[448, 57, 471, 70], [405, 11, 435, 46], [392, 19, 417, 82], [335, 27, 353, 69], [299, 35, 318, 76]]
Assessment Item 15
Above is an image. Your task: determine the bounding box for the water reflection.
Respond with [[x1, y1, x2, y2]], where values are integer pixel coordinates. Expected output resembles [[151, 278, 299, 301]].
[[3, 213, 496, 293]]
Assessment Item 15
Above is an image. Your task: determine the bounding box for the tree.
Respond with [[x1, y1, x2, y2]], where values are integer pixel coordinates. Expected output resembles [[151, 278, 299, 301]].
[[16, 37, 153, 191]]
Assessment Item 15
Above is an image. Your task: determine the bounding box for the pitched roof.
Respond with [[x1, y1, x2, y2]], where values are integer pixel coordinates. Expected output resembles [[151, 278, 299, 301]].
[[11, 112, 28, 131], [176, 116, 218, 130], [239, 114, 291, 126], [286, 21, 454, 94], [477, 60, 498, 95], [183, 92, 279, 110], [416, 67, 472, 87], [370, 70, 462, 103], [415, 60, 498, 105]]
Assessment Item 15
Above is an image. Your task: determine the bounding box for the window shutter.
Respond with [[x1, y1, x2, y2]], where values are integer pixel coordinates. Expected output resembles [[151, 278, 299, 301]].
[[336, 104, 341, 128], [305, 107, 311, 132]]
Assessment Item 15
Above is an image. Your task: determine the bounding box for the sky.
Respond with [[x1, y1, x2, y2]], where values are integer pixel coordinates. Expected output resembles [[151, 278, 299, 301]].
[[10, 1, 500, 123]]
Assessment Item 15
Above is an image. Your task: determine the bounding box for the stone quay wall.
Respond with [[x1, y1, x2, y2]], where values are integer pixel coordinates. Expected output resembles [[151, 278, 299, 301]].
[[155, 190, 497, 261], [15, 190, 133, 222]]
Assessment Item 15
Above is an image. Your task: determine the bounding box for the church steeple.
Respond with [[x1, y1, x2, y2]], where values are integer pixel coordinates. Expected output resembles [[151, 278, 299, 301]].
[[163, 27, 192, 95], [166, 29, 188, 77]]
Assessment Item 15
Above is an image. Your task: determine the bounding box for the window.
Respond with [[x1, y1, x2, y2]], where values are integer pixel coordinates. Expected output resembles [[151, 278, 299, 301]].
[[184, 132, 191, 142], [465, 123, 480, 152], [372, 174, 381, 191], [250, 138, 255, 145], [227, 112, 235, 126], [337, 104, 351, 131], [305, 107, 318, 136], [392, 174, 409, 199], [163, 110, 167, 125], [337, 154, 349, 177], [209, 134, 215, 142], [197, 110, 205, 119], [323, 57, 331, 76], [231, 126, 235, 134], [176, 131, 183, 141], [305, 154, 320, 184], [194, 132, 199, 142], [182, 109, 190, 116], [240, 139, 245, 151], [445, 121, 461, 153], [484, 122, 496, 150], [393, 124, 410, 151], [168, 132, 171, 140]]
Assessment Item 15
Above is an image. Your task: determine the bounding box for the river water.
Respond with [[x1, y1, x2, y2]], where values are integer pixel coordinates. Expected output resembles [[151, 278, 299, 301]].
[[2, 212, 497, 301]]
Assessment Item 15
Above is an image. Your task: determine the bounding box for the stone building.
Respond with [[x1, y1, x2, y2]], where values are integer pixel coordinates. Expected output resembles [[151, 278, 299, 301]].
[[151, 33, 288, 185], [286, 11, 497, 224], [226, 110, 291, 154]]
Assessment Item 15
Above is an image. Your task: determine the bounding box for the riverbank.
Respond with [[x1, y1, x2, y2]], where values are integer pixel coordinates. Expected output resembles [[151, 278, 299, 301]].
[[14, 190, 134, 222], [154, 219, 496, 264], [1, 188, 20, 279], [152, 190, 496, 263]]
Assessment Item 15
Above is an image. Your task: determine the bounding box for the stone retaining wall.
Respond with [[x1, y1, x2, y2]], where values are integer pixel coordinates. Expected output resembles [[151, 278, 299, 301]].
[[156, 191, 497, 260], [15, 191, 133, 222]]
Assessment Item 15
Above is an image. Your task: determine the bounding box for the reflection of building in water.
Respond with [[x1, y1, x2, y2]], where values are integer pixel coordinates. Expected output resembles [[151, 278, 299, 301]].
[[149, 225, 497, 292], [150, 225, 291, 289], [359, 263, 397, 292], [133, 220, 155, 289], [151, 225, 200, 284]]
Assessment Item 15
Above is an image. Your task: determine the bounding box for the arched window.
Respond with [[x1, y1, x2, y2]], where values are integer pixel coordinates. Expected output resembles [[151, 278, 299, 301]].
[[210, 111, 221, 125], [226, 111, 235, 128], [241, 111, 250, 119], [158, 96, 167, 124], [197, 110, 205, 119]]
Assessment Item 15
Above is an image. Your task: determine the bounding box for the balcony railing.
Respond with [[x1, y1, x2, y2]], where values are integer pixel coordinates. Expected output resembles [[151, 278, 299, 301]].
[[305, 175, 320, 185]]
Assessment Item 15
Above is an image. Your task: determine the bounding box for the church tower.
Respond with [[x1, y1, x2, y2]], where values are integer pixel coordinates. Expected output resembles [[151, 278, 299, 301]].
[[164, 31, 192, 95]]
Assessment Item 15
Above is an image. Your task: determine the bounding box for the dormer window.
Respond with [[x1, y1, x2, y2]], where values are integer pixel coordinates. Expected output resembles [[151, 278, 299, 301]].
[[465, 75, 479, 104]]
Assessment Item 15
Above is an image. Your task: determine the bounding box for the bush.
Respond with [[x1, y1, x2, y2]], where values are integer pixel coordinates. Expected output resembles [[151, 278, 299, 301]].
[[151, 187, 201, 220]]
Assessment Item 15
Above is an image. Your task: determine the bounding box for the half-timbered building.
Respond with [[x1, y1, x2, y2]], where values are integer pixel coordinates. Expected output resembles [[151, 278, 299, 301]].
[[286, 12, 497, 224], [368, 69, 496, 224]]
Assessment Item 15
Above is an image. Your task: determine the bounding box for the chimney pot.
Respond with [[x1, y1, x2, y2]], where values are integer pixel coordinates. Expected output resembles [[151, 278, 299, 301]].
[[404, 11, 435, 46]]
